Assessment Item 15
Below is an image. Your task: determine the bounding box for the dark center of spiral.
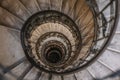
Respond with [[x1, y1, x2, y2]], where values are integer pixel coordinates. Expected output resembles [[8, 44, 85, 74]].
[[45, 47, 62, 63]]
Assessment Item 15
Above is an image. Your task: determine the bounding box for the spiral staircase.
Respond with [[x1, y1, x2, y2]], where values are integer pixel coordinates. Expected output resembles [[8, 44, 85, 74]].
[[0, 0, 120, 80]]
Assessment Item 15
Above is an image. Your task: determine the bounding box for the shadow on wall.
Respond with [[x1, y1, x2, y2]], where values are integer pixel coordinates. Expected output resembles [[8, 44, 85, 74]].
[[94, 69, 120, 80], [0, 62, 120, 80], [0, 64, 18, 80], [0, 74, 6, 80], [7, 29, 21, 43]]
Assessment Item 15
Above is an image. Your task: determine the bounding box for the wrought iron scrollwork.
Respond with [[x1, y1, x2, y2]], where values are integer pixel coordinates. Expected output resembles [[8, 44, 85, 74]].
[[20, 0, 118, 75]]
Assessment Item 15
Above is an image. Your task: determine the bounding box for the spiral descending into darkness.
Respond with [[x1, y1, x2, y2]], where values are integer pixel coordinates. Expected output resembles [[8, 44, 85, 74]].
[[0, 0, 119, 79], [20, 0, 118, 74]]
